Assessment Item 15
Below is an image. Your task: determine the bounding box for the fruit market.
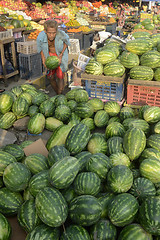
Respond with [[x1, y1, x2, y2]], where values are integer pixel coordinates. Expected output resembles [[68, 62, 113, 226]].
[[1, 0, 160, 239]]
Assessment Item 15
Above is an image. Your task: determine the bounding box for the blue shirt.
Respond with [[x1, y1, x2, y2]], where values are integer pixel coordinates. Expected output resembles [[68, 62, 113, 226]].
[[37, 29, 70, 72]]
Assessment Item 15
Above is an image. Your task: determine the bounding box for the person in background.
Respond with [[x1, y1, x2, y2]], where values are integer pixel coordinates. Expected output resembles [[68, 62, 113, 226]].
[[116, 4, 125, 35], [37, 19, 70, 95]]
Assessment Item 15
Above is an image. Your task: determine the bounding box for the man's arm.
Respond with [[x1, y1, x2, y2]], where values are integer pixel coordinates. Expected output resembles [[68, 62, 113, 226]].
[[40, 50, 46, 68], [58, 43, 68, 64]]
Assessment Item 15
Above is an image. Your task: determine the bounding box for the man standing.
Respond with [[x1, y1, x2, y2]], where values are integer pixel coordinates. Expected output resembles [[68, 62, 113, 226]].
[[37, 20, 70, 94]]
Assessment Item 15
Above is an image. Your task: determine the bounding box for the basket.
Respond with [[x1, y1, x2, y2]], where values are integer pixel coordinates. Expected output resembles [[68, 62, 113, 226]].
[[126, 78, 160, 107], [17, 41, 37, 54], [68, 39, 80, 54], [81, 73, 126, 101], [0, 29, 13, 40]]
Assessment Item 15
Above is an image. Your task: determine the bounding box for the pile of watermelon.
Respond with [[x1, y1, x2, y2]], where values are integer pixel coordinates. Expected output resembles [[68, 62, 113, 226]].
[[1, 86, 160, 239], [85, 32, 160, 82]]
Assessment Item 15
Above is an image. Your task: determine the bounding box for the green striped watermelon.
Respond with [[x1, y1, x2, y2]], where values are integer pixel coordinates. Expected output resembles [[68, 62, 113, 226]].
[[129, 66, 154, 81], [0, 150, 16, 176], [140, 158, 160, 183], [55, 94, 67, 107], [19, 92, 32, 106], [154, 121, 160, 134], [45, 117, 63, 132], [12, 97, 29, 118], [23, 188, 34, 201], [0, 94, 13, 114], [49, 156, 80, 189], [90, 219, 117, 240], [75, 151, 92, 172], [108, 116, 121, 124], [11, 86, 23, 97], [103, 60, 125, 77], [120, 107, 135, 121], [28, 105, 39, 117], [74, 172, 101, 196], [81, 118, 95, 131], [130, 177, 156, 202], [105, 122, 125, 139], [120, 51, 140, 69], [88, 98, 104, 112], [2, 144, 24, 161], [86, 153, 111, 180], [65, 123, 91, 155], [48, 145, 70, 167], [0, 112, 16, 129], [46, 125, 72, 151], [61, 185, 77, 204], [85, 60, 103, 75], [107, 165, 133, 193], [147, 134, 160, 151], [74, 89, 89, 103], [61, 224, 90, 240], [108, 193, 139, 227], [139, 197, 160, 235], [75, 102, 94, 119], [87, 133, 107, 154], [96, 49, 117, 65], [17, 199, 41, 232], [69, 195, 102, 226], [140, 50, 160, 69], [55, 105, 71, 122], [29, 170, 50, 197], [144, 106, 160, 123], [3, 162, 31, 192], [118, 223, 153, 240], [26, 223, 60, 240], [104, 101, 121, 116], [24, 153, 49, 175], [109, 152, 131, 167], [32, 91, 48, 106], [94, 110, 109, 128], [140, 148, 160, 161], [28, 113, 45, 135], [67, 100, 77, 111], [106, 136, 123, 155], [0, 187, 23, 215], [126, 38, 152, 55], [35, 187, 68, 227], [138, 105, 150, 119], [97, 192, 115, 218], [39, 99, 55, 117], [123, 128, 146, 161], [154, 68, 160, 81], [0, 212, 11, 239]]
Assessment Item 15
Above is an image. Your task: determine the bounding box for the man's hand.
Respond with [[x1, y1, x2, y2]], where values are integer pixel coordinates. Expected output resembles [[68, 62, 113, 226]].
[[58, 54, 62, 65]]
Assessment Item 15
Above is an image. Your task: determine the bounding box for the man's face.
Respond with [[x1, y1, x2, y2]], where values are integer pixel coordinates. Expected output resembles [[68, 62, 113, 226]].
[[46, 27, 57, 41]]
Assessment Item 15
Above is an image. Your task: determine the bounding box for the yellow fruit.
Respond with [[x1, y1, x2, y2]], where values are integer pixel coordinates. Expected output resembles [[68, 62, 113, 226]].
[[17, 15, 24, 21]]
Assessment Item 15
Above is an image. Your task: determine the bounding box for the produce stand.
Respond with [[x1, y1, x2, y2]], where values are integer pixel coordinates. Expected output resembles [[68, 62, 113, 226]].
[[127, 78, 160, 107]]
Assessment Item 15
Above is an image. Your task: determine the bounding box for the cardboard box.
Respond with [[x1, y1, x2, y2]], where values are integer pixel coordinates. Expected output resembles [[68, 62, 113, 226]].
[[7, 138, 48, 239]]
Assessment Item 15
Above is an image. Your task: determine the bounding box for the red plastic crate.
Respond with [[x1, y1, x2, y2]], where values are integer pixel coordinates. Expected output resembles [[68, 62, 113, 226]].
[[127, 78, 160, 106]]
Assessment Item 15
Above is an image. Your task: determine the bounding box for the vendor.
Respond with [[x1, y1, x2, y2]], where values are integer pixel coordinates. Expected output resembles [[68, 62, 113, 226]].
[[116, 5, 125, 34], [37, 20, 70, 95]]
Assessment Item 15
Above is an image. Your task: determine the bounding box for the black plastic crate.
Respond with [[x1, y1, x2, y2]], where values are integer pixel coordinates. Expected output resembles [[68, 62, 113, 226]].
[[83, 32, 94, 50], [106, 23, 117, 35], [19, 53, 43, 80]]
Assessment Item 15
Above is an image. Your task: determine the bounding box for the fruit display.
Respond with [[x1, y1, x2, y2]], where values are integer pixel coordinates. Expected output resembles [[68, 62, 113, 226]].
[[1, 85, 160, 239], [28, 29, 41, 40], [0, 0, 27, 11]]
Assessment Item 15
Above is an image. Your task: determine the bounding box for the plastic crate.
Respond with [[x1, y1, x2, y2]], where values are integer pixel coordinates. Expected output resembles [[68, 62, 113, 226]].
[[0, 29, 13, 39], [17, 41, 37, 54], [19, 53, 43, 80], [68, 32, 83, 50], [127, 78, 160, 107], [83, 32, 94, 50], [68, 39, 80, 54], [81, 73, 125, 101]]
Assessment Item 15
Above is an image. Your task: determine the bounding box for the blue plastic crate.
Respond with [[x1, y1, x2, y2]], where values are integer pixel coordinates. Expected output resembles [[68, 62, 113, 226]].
[[19, 53, 43, 80], [81, 73, 125, 101]]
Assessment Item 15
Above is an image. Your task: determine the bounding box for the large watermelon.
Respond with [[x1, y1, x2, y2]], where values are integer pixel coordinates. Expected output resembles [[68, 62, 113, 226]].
[[120, 51, 140, 69], [45, 55, 59, 70], [126, 38, 152, 55]]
